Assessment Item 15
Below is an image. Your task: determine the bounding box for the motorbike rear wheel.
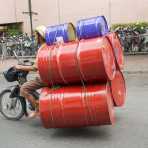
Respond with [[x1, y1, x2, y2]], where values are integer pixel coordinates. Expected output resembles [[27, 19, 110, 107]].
[[0, 89, 25, 120]]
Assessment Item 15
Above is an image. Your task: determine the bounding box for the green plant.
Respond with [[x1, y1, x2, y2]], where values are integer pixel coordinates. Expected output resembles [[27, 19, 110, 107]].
[[7, 23, 22, 36], [111, 22, 148, 34]]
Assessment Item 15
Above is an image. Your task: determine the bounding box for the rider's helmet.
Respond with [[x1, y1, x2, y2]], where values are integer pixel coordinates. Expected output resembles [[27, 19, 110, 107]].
[[35, 25, 46, 39]]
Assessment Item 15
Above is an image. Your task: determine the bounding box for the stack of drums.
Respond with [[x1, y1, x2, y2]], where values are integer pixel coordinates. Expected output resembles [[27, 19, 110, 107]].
[[38, 16, 126, 128]]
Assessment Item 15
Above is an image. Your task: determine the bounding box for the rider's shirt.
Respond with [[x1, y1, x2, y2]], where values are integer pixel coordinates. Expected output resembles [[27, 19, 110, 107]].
[[34, 43, 46, 80]]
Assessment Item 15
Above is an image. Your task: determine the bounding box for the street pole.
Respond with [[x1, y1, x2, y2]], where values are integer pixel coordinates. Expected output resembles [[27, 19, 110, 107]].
[[28, 0, 33, 37], [22, 0, 38, 37]]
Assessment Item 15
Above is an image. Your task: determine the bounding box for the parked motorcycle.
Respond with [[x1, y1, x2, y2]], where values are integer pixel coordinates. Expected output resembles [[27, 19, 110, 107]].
[[0, 52, 39, 120], [114, 26, 148, 53]]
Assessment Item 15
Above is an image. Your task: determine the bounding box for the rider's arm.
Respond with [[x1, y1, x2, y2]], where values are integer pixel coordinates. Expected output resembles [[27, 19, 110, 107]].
[[15, 64, 37, 72], [15, 59, 38, 72]]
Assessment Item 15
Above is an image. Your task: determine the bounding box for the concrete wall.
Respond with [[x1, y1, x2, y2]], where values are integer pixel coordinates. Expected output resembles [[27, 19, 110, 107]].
[[110, 0, 148, 23], [0, 0, 17, 24], [0, 0, 148, 34]]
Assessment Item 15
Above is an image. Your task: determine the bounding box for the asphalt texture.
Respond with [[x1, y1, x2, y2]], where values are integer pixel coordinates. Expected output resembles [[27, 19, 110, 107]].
[[0, 73, 148, 148], [0, 55, 148, 148]]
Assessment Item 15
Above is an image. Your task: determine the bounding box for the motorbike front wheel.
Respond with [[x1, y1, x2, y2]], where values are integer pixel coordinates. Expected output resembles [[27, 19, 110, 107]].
[[0, 89, 25, 120]]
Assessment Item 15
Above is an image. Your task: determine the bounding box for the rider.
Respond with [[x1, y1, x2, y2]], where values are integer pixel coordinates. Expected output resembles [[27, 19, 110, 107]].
[[15, 25, 47, 118]]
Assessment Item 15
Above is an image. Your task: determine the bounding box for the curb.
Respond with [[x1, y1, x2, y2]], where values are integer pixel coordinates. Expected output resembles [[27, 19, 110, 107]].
[[124, 52, 148, 56], [123, 71, 148, 74]]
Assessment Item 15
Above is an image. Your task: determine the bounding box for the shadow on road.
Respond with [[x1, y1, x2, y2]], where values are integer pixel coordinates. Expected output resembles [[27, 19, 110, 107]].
[[24, 117, 113, 140], [15, 116, 112, 140], [50, 127, 111, 140]]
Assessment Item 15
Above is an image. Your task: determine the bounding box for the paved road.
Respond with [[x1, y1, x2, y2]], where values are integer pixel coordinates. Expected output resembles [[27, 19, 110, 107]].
[[0, 73, 148, 148]]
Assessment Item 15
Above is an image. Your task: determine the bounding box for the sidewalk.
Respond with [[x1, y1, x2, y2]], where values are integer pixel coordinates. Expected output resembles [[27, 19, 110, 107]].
[[0, 55, 148, 74], [124, 55, 148, 73]]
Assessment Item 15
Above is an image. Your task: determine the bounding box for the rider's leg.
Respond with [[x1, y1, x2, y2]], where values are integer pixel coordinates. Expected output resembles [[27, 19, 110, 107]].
[[20, 77, 47, 111]]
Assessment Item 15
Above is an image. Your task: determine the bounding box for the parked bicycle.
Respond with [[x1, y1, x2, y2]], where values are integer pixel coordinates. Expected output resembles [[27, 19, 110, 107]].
[[115, 27, 148, 53], [0, 34, 37, 58]]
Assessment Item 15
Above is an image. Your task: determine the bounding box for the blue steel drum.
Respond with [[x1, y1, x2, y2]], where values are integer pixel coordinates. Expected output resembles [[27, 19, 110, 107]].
[[45, 23, 76, 45], [76, 16, 109, 39]]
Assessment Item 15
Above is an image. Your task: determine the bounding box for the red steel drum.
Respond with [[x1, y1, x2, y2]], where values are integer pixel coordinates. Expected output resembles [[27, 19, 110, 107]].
[[39, 84, 115, 128], [37, 45, 54, 85], [37, 37, 116, 86], [78, 37, 116, 83], [106, 32, 124, 70], [50, 41, 80, 85], [110, 70, 126, 107]]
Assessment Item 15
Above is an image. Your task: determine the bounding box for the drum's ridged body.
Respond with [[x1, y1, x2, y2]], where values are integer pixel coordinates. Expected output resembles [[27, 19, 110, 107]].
[[39, 84, 115, 128], [37, 37, 116, 86]]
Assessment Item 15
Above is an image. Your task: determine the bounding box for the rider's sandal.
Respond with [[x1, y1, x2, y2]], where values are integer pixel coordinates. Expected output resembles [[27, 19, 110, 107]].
[[28, 102, 39, 119]]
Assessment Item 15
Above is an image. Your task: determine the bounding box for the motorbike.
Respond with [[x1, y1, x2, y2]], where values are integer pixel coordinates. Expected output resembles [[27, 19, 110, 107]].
[[0, 52, 39, 120]]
